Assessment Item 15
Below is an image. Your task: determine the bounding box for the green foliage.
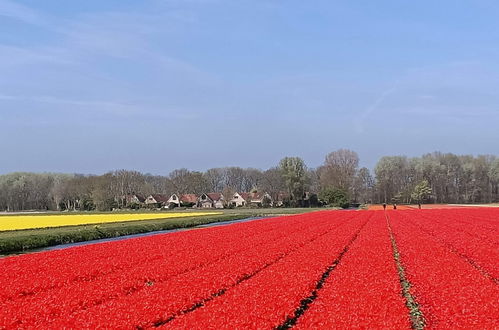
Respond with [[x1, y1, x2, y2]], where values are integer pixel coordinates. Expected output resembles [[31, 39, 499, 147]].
[[81, 197, 96, 211], [96, 199, 117, 211], [319, 188, 349, 208], [411, 180, 432, 203], [279, 157, 307, 200], [308, 193, 320, 207], [391, 192, 402, 204], [127, 202, 141, 210]]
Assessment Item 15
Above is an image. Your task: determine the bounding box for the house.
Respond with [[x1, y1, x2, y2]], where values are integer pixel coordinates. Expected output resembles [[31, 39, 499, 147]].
[[145, 194, 170, 207], [164, 194, 199, 208], [230, 192, 249, 207], [248, 191, 273, 207], [198, 193, 214, 208], [180, 194, 198, 207], [230, 192, 273, 207], [208, 193, 225, 209], [274, 192, 290, 207], [124, 194, 145, 205], [166, 193, 181, 208], [198, 193, 225, 208]]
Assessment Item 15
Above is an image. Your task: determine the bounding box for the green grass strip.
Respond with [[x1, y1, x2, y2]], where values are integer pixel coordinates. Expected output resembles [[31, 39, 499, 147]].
[[0, 214, 250, 255]]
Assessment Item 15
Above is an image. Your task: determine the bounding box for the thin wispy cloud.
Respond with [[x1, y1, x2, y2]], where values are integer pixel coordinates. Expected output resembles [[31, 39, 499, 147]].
[[0, 93, 16, 100], [0, 44, 76, 68], [0, 0, 44, 25], [0, 94, 139, 115], [1, 0, 499, 173], [354, 81, 400, 134]]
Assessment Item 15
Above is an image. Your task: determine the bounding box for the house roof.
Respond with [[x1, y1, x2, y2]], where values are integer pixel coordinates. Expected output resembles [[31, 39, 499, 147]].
[[150, 194, 169, 203], [134, 195, 146, 203], [249, 192, 270, 201], [207, 193, 223, 201], [239, 192, 251, 201], [199, 194, 213, 202], [235, 192, 271, 202], [167, 194, 180, 202], [180, 194, 198, 203], [125, 194, 146, 203]]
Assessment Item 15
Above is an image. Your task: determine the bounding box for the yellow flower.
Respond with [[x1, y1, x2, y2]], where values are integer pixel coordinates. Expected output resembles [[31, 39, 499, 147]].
[[0, 212, 222, 231]]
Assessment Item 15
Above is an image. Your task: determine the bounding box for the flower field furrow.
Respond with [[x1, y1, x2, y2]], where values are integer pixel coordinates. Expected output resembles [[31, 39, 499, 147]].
[[406, 210, 499, 280], [295, 212, 411, 329], [165, 212, 371, 329], [1, 212, 358, 328], [0, 213, 315, 302], [389, 211, 499, 329]]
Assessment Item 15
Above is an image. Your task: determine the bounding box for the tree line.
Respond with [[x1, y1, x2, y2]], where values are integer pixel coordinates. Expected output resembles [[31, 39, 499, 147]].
[[1, 150, 498, 211]]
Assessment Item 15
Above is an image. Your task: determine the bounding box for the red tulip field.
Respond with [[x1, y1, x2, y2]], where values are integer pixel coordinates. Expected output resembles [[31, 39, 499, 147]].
[[0, 208, 497, 329]]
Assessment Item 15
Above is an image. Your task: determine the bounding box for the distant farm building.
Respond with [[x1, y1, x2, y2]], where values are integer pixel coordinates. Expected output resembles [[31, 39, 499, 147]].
[[145, 194, 169, 207], [165, 194, 199, 208], [166, 194, 181, 208], [248, 192, 273, 207], [231, 192, 248, 207], [125, 194, 145, 205], [230, 192, 273, 207], [198, 193, 225, 209], [180, 194, 198, 207]]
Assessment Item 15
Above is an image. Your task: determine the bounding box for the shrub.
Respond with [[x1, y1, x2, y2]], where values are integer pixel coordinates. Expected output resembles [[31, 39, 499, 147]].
[[319, 188, 349, 208]]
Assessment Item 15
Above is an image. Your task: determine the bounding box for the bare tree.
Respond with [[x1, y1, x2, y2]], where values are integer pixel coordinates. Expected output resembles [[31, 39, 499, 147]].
[[321, 149, 359, 193], [261, 167, 286, 201], [204, 168, 225, 192], [353, 167, 374, 203]]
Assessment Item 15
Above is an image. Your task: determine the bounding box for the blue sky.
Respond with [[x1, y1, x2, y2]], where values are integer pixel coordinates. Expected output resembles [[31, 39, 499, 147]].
[[1, 0, 498, 174]]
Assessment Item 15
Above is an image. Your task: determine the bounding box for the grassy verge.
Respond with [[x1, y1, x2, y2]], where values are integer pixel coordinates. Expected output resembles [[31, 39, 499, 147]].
[[0, 208, 322, 255], [0, 214, 246, 255]]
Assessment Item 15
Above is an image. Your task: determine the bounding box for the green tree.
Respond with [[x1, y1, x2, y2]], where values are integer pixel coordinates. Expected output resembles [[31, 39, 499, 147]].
[[411, 180, 432, 205], [279, 157, 307, 202], [319, 188, 349, 208]]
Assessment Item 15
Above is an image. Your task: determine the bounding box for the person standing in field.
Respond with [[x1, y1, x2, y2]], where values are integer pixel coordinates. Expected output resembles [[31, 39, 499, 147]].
[[383, 203, 386, 210], [393, 203, 397, 210]]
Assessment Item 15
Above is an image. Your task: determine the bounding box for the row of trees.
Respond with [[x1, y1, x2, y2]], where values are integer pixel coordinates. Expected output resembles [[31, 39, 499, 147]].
[[1, 150, 498, 211], [375, 152, 499, 204]]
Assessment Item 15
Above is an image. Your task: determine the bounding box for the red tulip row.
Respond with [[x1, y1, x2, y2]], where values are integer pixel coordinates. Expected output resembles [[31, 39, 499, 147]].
[[295, 211, 410, 329], [48, 212, 363, 329], [0, 211, 359, 328], [166, 212, 372, 329], [0, 208, 497, 329], [417, 208, 498, 240], [389, 210, 499, 329], [0, 213, 316, 301], [405, 209, 499, 279]]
